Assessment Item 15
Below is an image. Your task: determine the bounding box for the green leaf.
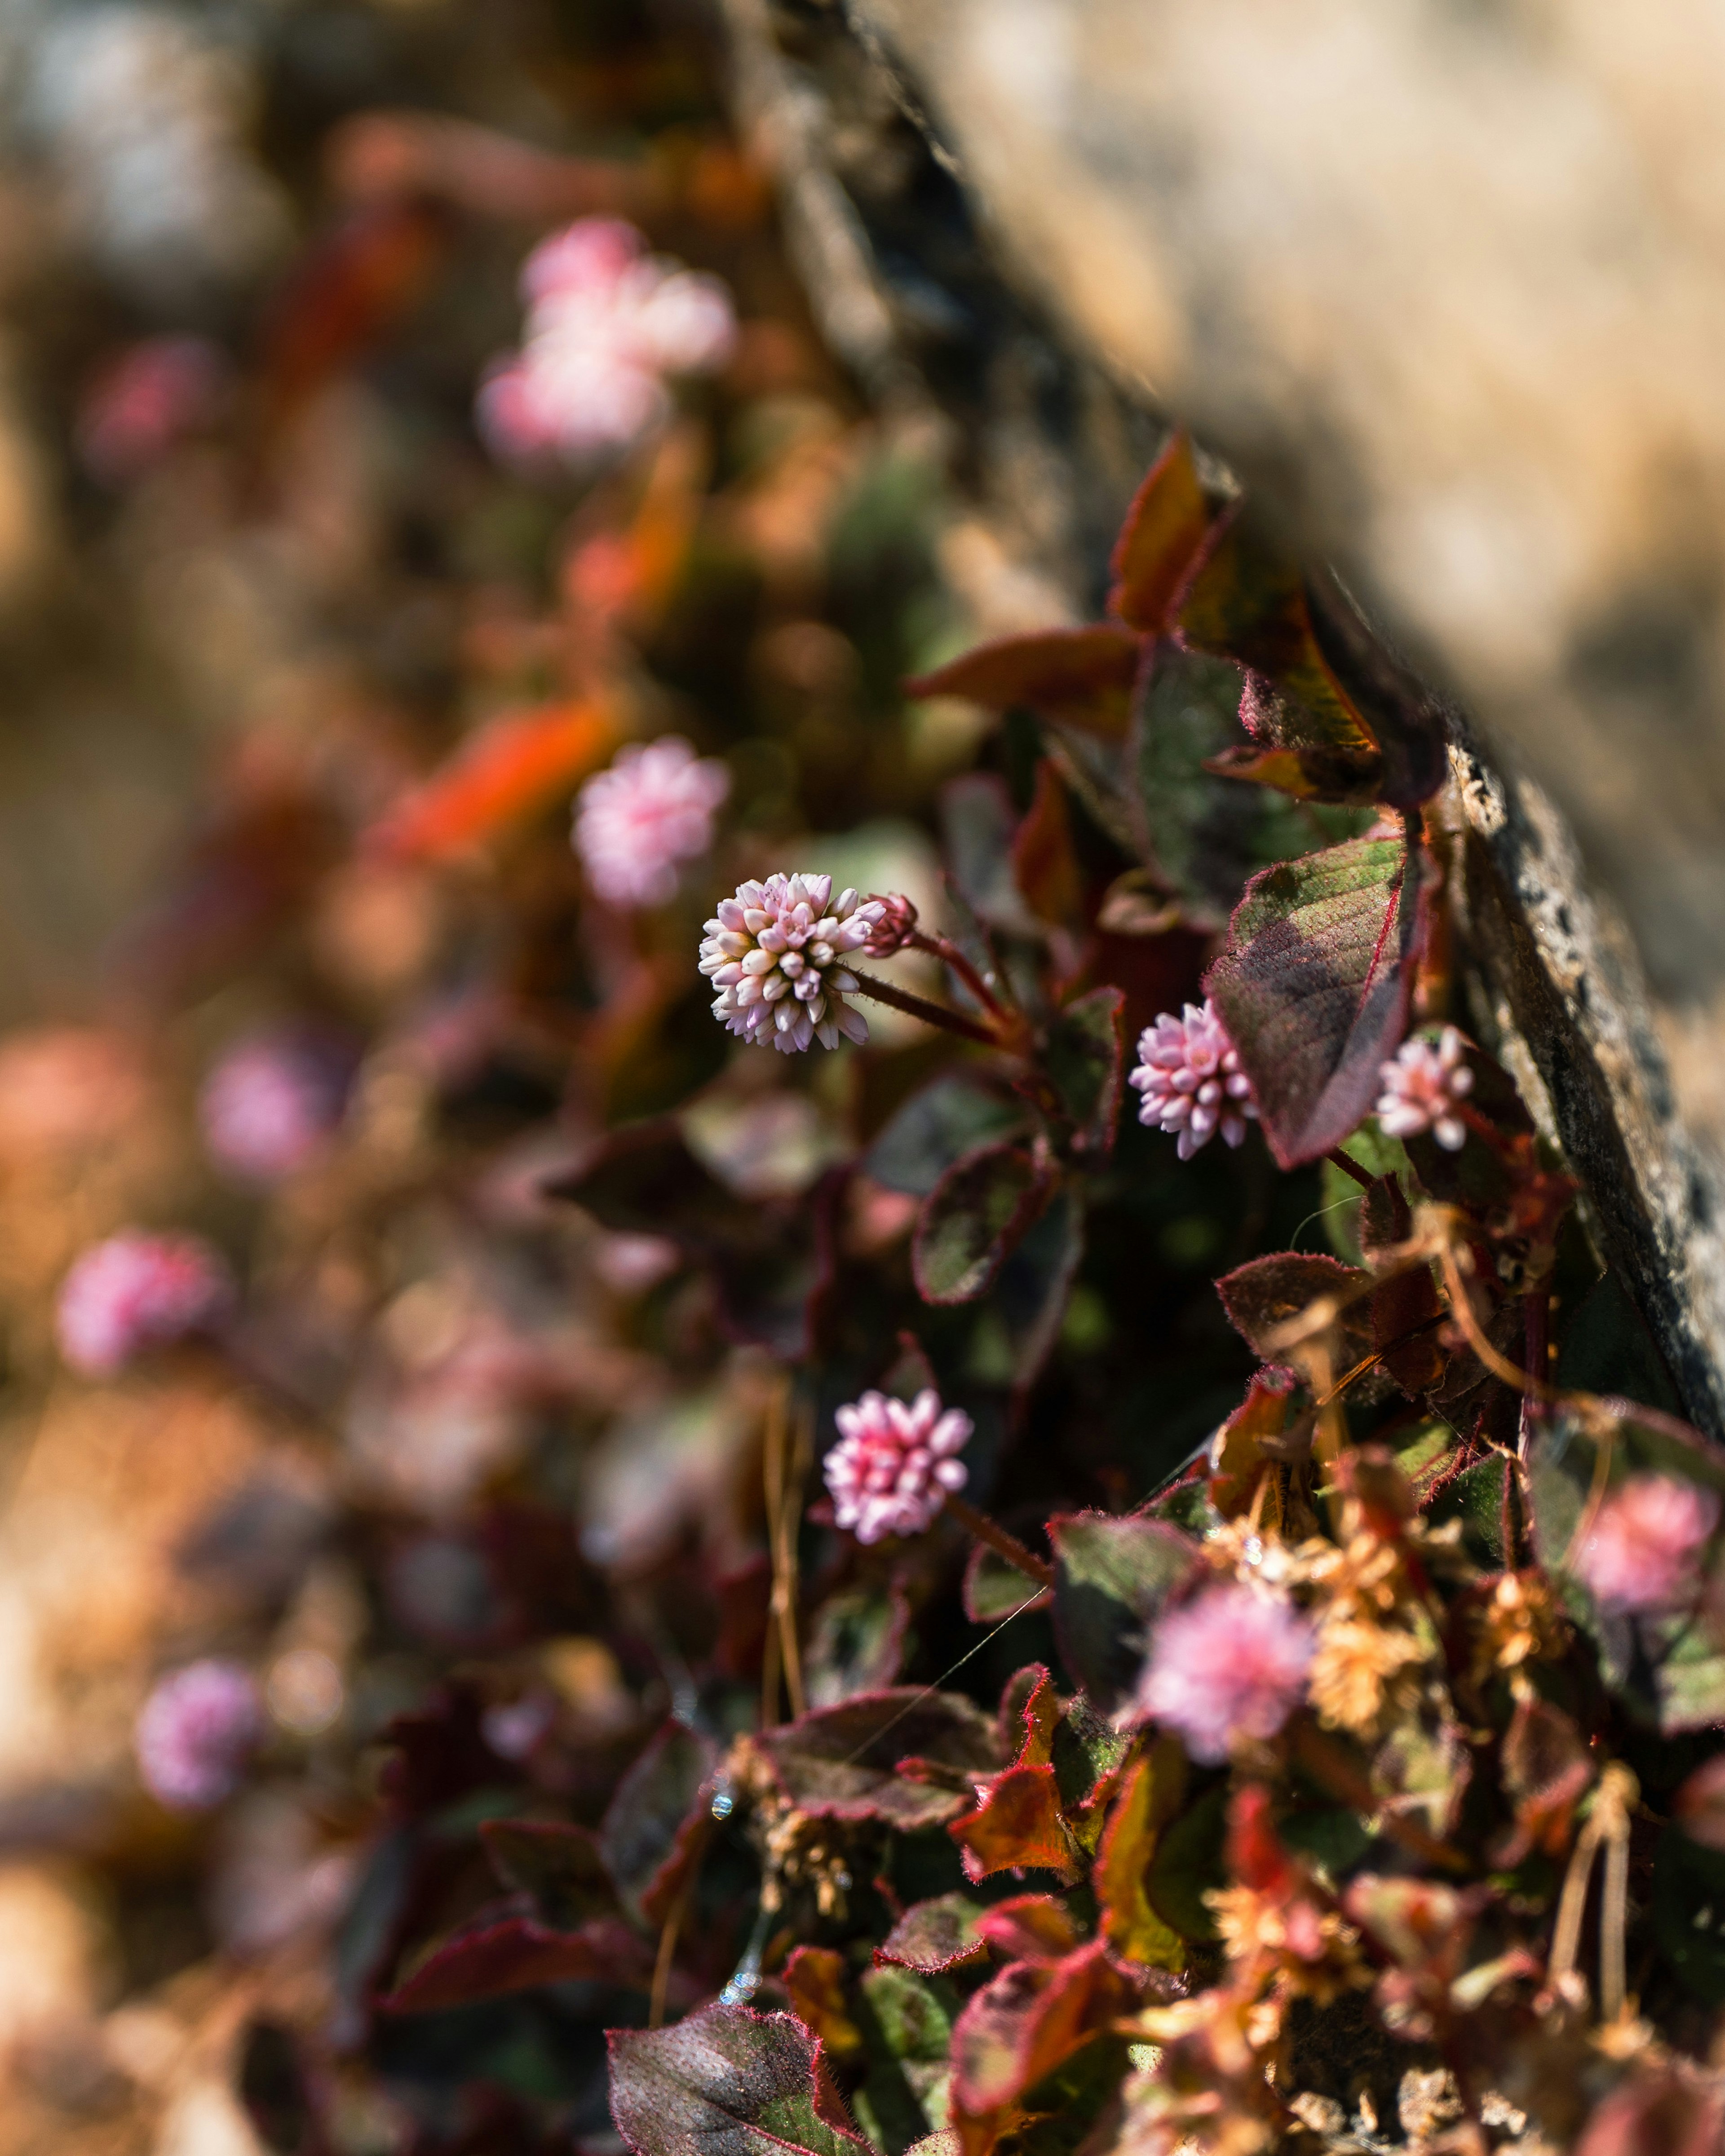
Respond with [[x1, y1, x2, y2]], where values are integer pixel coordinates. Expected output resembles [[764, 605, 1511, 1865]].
[[1039, 988, 1126, 1161], [1048, 1513, 1199, 1711], [805, 1584, 913, 1710], [608, 2005, 871, 2156], [864, 1078, 1029, 1199], [877, 1893, 990, 1976], [1207, 833, 1427, 1168], [1653, 1825, 1725, 2004], [1145, 1784, 1230, 1943], [912, 1142, 1055, 1305]]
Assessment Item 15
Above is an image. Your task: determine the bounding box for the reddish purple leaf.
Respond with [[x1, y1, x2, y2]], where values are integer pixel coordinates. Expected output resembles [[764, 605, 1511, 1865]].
[[951, 1765, 1078, 1883], [380, 1910, 651, 2012], [480, 1818, 618, 1929], [1107, 429, 1213, 635], [755, 1690, 1002, 1829], [601, 1719, 717, 1926], [905, 627, 1141, 741], [912, 1142, 1057, 1306], [1206, 833, 1428, 1168], [973, 1895, 1080, 1965], [609, 2003, 869, 2156], [949, 1942, 1135, 2117], [1215, 1253, 1369, 1367]]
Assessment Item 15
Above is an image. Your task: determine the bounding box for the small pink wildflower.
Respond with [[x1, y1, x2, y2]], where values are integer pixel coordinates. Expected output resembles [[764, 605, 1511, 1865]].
[[135, 1659, 261, 1811], [1135, 1584, 1314, 1763], [824, 1388, 971, 1544], [1128, 1000, 1257, 1159], [200, 1031, 350, 1183], [1376, 1026, 1474, 1151], [477, 216, 736, 469], [1575, 1472, 1720, 1613], [860, 892, 919, 959], [57, 1231, 232, 1376], [76, 334, 227, 484], [573, 737, 730, 906], [699, 874, 885, 1054]]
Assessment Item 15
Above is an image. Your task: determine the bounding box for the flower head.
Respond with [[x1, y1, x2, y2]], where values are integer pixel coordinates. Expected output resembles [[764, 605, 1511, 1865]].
[[1376, 1026, 1474, 1151], [1135, 1584, 1314, 1763], [699, 875, 885, 1054], [478, 216, 736, 469], [57, 1231, 232, 1376], [1575, 1472, 1719, 1613], [860, 892, 919, 959], [1128, 1000, 1257, 1158], [200, 1030, 351, 1183], [76, 334, 227, 484], [135, 1659, 261, 1810], [824, 1388, 971, 1544], [574, 736, 730, 906]]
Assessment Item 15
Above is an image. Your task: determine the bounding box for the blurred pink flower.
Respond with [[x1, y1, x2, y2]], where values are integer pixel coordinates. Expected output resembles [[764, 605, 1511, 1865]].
[[200, 1030, 351, 1183], [1575, 1472, 1720, 1613], [1128, 1000, 1257, 1158], [477, 216, 736, 469], [76, 334, 228, 484], [699, 874, 885, 1054], [824, 1387, 971, 1544], [1135, 1584, 1314, 1763], [57, 1230, 232, 1375], [135, 1659, 261, 1810], [573, 736, 730, 906], [1376, 1026, 1474, 1151]]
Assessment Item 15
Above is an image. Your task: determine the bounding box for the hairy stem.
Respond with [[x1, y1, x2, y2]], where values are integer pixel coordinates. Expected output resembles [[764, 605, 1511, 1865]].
[[1326, 1147, 1375, 1191], [945, 1494, 1054, 1588], [849, 969, 1003, 1047]]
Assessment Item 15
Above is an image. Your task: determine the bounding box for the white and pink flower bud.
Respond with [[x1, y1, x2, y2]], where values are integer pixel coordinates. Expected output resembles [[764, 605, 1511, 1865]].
[[823, 1387, 972, 1545], [698, 874, 885, 1055], [1133, 1583, 1314, 1763], [860, 892, 919, 959], [135, 1659, 261, 1811], [1128, 1000, 1257, 1159], [1375, 1026, 1475, 1151], [573, 736, 730, 907], [57, 1231, 232, 1376]]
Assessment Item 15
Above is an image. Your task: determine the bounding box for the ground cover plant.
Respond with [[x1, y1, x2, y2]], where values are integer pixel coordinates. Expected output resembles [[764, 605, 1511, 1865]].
[[3, 9, 1725, 2156]]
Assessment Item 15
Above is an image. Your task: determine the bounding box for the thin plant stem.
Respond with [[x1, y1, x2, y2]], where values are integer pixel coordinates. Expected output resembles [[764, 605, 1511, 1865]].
[[761, 1378, 808, 1724], [849, 969, 1002, 1047], [944, 1494, 1054, 1588], [650, 1863, 697, 2029], [1326, 1147, 1374, 1191], [907, 928, 1008, 1020]]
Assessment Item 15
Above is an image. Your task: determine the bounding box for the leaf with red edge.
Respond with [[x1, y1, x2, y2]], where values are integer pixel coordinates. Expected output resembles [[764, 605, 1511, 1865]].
[[876, 1894, 990, 1976], [974, 1895, 1079, 1965], [609, 2004, 870, 2156], [905, 627, 1141, 741], [912, 1143, 1057, 1306], [380, 1910, 652, 2013], [480, 1819, 619, 1930], [1094, 1745, 1189, 1972], [1010, 760, 1085, 932], [1108, 430, 1214, 635], [1176, 513, 1379, 778], [1048, 1514, 1199, 1713], [964, 1544, 1052, 1624], [1038, 988, 1126, 1161], [1208, 1366, 1304, 1518], [951, 1766, 1078, 1883], [600, 1719, 717, 1926], [755, 1691, 1002, 1830], [1215, 1252, 1370, 1366], [784, 1946, 865, 2060], [949, 1942, 1136, 2118], [1206, 832, 1427, 1168], [366, 699, 616, 862]]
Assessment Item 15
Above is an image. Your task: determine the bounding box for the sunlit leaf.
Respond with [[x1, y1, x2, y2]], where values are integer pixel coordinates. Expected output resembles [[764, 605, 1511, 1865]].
[[877, 1895, 990, 1977], [1094, 1745, 1188, 1971], [912, 1143, 1055, 1306], [609, 2004, 870, 2156], [756, 1691, 1002, 1830], [1107, 430, 1213, 635], [950, 1765, 1078, 1883], [907, 628, 1141, 742]]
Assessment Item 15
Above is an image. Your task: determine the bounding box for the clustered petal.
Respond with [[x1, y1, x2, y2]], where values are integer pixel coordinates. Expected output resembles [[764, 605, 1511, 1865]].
[[1575, 1472, 1720, 1613], [574, 736, 730, 906], [859, 891, 919, 959], [478, 216, 736, 468], [1128, 1000, 1257, 1159], [1135, 1584, 1315, 1764], [134, 1659, 262, 1811], [699, 874, 885, 1055], [200, 1030, 351, 1183], [1376, 1026, 1474, 1151], [824, 1387, 971, 1544], [57, 1230, 233, 1376]]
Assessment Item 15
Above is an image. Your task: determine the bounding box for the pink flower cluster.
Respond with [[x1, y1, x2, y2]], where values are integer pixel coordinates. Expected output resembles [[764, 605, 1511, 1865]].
[[1128, 1000, 1257, 1158], [1135, 1584, 1314, 1763], [573, 736, 730, 906], [76, 334, 227, 485], [135, 1659, 262, 1811], [699, 874, 885, 1054], [1575, 1471, 1720, 1613], [824, 1388, 972, 1544], [478, 217, 736, 469], [57, 1230, 232, 1376], [200, 1030, 351, 1183], [1376, 1026, 1474, 1151]]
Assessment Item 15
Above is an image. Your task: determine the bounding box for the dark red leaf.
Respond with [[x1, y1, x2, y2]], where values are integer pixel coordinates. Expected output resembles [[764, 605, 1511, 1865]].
[[1011, 761, 1085, 931], [876, 1893, 990, 1975], [600, 1719, 717, 1926], [480, 1819, 619, 1930], [380, 1911, 651, 2013], [911, 1142, 1057, 1306], [974, 1895, 1079, 1965], [609, 2004, 870, 2156], [1215, 1252, 1369, 1366], [755, 1691, 1002, 1830], [906, 627, 1142, 741], [1039, 988, 1126, 1161], [1107, 430, 1214, 635], [1206, 832, 1428, 1168], [951, 1765, 1078, 1883]]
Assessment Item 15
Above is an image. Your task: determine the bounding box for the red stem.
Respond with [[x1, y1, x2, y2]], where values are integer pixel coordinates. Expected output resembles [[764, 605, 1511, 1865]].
[[944, 1494, 1054, 1588], [1326, 1147, 1374, 1191], [849, 970, 1003, 1047], [907, 928, 1007, 1021]]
